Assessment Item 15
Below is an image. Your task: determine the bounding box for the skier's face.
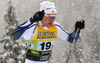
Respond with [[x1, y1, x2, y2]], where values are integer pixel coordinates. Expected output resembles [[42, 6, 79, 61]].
[[42, 14, 57, 28]]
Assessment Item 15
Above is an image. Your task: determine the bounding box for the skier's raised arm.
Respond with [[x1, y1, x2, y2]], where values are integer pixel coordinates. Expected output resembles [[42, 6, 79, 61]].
[[10, 10, 45, 40]]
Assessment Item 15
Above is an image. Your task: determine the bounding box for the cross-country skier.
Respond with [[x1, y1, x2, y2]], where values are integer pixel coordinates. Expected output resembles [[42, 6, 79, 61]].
[[10, 1, 85, 63]]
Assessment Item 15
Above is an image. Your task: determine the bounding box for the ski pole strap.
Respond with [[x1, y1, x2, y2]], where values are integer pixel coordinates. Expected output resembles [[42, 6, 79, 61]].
[[77, 28, 80, 31], [68, 28, 80, 43]]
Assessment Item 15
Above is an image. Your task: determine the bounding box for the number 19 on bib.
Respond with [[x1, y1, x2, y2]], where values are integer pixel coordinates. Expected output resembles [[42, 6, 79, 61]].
[[37, 41, 54, 50]]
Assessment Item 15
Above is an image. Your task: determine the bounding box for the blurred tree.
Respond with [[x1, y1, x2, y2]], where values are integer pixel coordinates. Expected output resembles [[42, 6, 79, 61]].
[[0, 1, 25, 63]]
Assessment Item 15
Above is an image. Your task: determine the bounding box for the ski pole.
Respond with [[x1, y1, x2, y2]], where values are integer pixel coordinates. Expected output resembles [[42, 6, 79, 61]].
[[66, 28, 80, 63], [21, 24, 38, 63]]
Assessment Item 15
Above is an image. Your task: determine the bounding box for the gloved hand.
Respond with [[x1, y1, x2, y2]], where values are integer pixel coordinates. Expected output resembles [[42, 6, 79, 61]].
[[32, 10, 45, 22], [75, 20, 85, 29], [68, 20, 85, 43]]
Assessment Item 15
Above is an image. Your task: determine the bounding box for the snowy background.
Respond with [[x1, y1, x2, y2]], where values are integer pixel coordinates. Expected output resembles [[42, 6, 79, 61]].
[[0, 0, 100, 63]]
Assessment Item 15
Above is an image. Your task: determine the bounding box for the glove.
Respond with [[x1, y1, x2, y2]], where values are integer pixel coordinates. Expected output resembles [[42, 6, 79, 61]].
[[75, 20, 85, 29], [32, 10, 45, 22]]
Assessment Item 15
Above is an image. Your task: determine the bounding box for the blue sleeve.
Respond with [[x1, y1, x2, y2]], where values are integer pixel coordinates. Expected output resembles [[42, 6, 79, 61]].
[[68, 29, 80, 43], [10, 18, 34, 40]]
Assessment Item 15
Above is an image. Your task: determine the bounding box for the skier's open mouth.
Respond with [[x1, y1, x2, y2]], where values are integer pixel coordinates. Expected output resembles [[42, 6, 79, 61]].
[[48, 23, 52, 25]]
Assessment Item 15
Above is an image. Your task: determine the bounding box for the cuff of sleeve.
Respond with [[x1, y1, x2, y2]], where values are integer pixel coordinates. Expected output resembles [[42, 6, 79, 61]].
[[67, 29, 80, 43]]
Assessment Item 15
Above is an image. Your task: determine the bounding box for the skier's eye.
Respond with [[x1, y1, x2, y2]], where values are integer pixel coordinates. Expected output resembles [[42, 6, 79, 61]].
[[45, 15, 56, 19]]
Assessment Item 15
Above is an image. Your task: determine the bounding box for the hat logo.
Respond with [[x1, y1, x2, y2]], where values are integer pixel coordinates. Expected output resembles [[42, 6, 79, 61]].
[[52, 11, 54, 13], [46, 8, 51, 10]]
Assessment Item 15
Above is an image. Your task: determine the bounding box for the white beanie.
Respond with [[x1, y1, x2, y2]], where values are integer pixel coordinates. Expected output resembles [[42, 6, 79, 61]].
[[40, 1, 57, 14]]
